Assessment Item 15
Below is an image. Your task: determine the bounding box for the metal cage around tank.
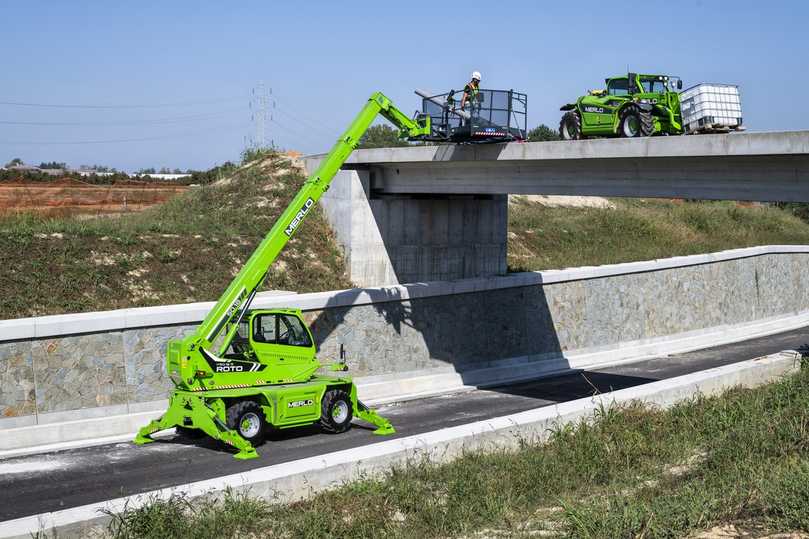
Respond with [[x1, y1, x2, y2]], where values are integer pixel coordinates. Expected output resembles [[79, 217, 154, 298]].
[[419, 88, 527, 143]]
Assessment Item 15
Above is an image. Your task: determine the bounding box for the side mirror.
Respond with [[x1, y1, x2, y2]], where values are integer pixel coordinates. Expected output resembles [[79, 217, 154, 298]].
[[339, 343, 345, 361], [677, 79, 683, 90]]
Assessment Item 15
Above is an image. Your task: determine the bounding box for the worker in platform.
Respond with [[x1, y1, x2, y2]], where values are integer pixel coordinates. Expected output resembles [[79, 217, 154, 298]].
[[460, 71, 482, 118]]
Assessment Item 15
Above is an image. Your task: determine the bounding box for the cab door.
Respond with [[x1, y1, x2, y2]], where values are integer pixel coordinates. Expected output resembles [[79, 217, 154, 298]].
[[602, 78, 630, 126], [250, 313, 318, 383]]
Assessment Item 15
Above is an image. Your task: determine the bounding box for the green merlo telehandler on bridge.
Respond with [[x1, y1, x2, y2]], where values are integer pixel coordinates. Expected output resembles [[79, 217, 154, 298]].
[[559, 72, 684, 139], [134, 92, 432, 459]]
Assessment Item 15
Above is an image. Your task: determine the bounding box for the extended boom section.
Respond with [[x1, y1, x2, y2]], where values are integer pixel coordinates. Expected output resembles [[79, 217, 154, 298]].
[[135, 92, 428, 459]]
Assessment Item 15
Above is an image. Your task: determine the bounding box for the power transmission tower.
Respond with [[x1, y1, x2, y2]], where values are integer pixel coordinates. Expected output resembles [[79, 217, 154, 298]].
[[249, 82, 274, 149]]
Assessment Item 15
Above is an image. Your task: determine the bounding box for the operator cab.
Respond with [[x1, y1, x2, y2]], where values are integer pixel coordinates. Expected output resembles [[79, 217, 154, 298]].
[[249, 310, 313, 348], [226, 308, 319, 382]]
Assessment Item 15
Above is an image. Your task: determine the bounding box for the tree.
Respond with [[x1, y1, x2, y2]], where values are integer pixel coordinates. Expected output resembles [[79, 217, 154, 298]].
[[137, 167, 157, 174], [358, 125, 410, 149], [527, 124, 561, 142], [39, 161, 66, 170], [4, 158, 23, 168]]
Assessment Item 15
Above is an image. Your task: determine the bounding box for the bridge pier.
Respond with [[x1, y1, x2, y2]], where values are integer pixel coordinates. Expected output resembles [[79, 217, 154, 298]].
[[320, 170, 507, 286]]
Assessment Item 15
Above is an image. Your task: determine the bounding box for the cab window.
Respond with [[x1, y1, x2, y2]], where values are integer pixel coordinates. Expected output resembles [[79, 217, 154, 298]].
[[253, 314, 277, 343], [278, 315, 312, 347], [641, 79, 665, 93], [252, 313, 312, 347], [608, 79, 628, 96]]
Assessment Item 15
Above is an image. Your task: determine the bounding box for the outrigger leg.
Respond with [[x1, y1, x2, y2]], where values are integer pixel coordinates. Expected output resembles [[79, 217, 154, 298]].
[[353, 399, 395, 436], [133, 393, 258, 460]]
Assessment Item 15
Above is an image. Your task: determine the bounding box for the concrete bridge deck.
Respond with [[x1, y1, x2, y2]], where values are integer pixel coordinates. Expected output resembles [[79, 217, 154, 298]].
[[305, 130, 809, 201], [304, 131, 809, 286]]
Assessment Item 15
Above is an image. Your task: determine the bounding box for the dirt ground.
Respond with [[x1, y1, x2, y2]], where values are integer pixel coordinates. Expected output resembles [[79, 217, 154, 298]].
[[0, 178, 188, 216]]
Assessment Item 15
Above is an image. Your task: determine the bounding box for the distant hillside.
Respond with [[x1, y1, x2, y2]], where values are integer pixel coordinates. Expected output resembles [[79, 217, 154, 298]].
[[0, 152, 350, 320]]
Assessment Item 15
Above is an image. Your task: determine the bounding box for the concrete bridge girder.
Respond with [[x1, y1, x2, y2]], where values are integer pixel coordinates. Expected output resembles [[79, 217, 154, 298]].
[[365, 154, 808, 201]]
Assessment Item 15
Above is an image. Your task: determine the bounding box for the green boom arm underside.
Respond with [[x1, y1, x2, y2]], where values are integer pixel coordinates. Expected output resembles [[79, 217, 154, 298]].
[[187, 92, 429, 371]]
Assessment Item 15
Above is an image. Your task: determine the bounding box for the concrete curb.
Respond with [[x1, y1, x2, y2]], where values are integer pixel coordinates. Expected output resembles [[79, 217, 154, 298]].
[[3, 308, 808, 458], [0, 351, 800, 539]]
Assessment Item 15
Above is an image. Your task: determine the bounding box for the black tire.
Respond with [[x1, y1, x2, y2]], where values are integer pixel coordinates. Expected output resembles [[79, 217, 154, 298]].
[[619, 105, 654, 138], [175, 425, 206, 439], [320, 389, 353, 434], [559, 111, 582, 140], [226, 400, 266, 445]]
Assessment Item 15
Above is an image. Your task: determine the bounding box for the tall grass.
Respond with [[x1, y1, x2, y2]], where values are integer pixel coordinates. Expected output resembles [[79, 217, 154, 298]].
[[508, 198, 809, 271]]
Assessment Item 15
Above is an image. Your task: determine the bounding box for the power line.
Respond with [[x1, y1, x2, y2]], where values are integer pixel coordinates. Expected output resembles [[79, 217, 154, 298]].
[[269, 117, 314, 143], [0, 122, 247, 145], [0, 96, 243, 110], [0, 108, 243, 127], [273, 104, 338, 137]]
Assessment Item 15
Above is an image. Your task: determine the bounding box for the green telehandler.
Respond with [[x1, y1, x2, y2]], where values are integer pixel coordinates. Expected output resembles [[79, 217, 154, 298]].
[[134, 92, 431, 459], [559, 72, 684, 140]]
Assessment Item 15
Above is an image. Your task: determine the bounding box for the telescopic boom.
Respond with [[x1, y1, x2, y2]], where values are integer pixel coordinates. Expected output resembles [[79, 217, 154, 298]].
[[178, 92, 429, 384]]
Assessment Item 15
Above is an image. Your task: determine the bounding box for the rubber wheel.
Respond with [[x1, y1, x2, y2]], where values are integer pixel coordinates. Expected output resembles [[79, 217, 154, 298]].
[[559, 111, 582, 140], [320, 389, 353, 434], [175, 425, 206, 439], [619, 105, 654, 138], [226, 400, 266, 445]]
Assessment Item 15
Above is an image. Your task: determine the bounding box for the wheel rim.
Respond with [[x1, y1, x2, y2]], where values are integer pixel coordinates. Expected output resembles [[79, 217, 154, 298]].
[[564, 120, 575, 139], [624, 116, 639, 137], [239, 412, 261, 438], [332, 401, 349, 424]]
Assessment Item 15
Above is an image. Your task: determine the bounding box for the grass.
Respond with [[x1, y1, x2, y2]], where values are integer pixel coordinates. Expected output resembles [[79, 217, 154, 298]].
[[6, 162, 809, 320], [94, 364, 809, 539], [0, 151, 350, 320], [508, 197, 809, 271]]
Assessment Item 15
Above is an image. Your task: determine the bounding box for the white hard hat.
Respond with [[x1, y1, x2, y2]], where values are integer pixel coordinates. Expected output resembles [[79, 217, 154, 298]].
[[471, 71, 481, 81]]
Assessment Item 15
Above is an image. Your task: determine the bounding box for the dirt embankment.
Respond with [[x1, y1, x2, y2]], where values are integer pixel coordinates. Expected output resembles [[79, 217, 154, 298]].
[[0, 178, 188, 216]]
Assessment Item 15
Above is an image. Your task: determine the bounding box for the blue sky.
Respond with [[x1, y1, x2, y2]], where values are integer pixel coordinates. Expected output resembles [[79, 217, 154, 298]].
[[1, 0, 806, 171]]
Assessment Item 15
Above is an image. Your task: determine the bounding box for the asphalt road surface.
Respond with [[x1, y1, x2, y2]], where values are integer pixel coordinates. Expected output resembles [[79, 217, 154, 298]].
[[2, 326, 808, 521]]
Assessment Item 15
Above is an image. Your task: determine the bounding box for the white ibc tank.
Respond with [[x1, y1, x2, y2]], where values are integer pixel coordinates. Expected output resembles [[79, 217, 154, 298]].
[[679, 83, 743, 133]]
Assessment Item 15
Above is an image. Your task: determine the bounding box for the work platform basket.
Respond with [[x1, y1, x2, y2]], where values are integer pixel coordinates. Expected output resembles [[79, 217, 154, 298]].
[[418, 88, 527, 143]]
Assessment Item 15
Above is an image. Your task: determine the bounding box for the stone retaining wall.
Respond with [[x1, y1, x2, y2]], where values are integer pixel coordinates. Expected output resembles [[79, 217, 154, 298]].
[[2, 246, 807, 430]]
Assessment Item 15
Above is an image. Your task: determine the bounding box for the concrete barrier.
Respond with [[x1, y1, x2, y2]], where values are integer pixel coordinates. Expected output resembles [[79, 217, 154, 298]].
[[2, 245, 809, 452], [1, 351, 800, 539]]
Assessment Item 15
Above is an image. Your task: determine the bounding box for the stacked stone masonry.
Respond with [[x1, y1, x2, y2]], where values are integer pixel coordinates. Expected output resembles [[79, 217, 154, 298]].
[[1, 250, 807, 429]]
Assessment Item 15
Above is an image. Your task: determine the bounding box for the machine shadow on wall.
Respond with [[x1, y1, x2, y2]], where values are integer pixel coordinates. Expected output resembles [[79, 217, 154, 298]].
[[306, 276, 654, 404]]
